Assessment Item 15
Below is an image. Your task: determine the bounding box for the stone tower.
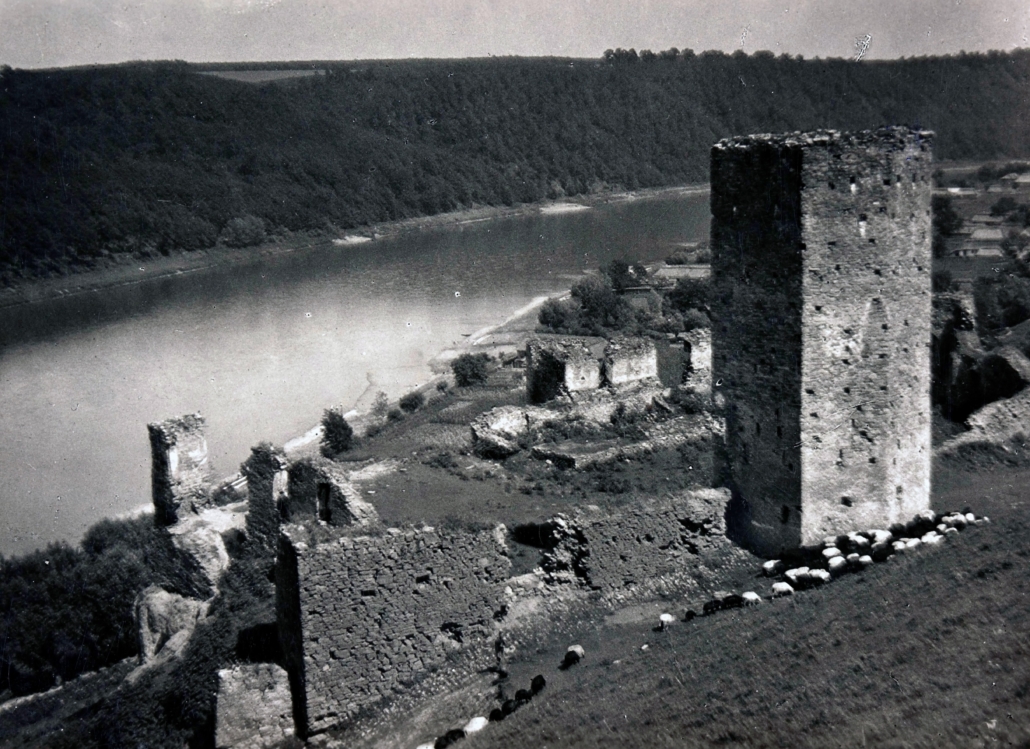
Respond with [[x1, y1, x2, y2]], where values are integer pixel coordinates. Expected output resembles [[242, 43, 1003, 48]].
[[710, 127, 934, 553]]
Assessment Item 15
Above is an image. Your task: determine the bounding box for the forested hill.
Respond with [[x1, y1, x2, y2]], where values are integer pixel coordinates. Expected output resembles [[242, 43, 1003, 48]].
[[2, 50, 1029, 278]]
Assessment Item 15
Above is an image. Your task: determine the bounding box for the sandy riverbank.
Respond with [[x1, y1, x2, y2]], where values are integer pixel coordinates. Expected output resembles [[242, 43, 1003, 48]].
[[0, 184, 708, 310]]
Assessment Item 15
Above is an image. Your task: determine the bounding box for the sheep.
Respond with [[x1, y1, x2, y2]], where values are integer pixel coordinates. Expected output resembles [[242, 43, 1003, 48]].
[[828, 556, 848, 575], [658, 613, 675, 631], [857, 555, 873, 567], [771, 582, 794, 597], [488, 707, 505, 723], [463, 717, 488, 735], [435, 728, 466, 749], [762, 559, 785, 576], [822, 547, 842, 560], [531, 674, 546, 694], [683, 609, 698, 622], [703, 599, 723, 615], [562, 644, 585, 668], [807, 569, 830, 584], [742, 591, 762, 605]]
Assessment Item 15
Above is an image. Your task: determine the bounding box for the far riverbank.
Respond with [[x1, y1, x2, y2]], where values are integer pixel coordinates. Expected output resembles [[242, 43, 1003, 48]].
[[0, 184, 708, 311]]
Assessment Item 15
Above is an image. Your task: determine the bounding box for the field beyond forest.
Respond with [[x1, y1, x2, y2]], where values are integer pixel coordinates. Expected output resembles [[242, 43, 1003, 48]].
[[2, 49, 1030, 283]]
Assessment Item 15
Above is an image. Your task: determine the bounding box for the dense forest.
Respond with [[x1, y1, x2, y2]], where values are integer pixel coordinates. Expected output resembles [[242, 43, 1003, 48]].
[[1, 49, 1030, 280]]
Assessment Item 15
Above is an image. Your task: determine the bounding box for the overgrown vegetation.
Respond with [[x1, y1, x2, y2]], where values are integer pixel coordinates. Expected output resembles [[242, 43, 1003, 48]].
[[539, 260, 710, 338], [3, 50, 1030, 281], [0, 515, 163, 697]]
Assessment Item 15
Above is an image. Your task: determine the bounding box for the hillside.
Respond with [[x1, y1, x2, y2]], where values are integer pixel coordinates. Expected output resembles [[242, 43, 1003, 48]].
[[2, 50, 1030, 282]]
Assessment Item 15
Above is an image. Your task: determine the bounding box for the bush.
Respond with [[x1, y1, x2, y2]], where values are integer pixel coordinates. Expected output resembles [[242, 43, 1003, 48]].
[[667, 277, 710, 314], [320, 407, 353, 456], [681, 308, 710, 332], [399, 391, 425, 413], [220, 215, 266, 248], [387, 408, 405, 422], [452, 352, 491, 386]]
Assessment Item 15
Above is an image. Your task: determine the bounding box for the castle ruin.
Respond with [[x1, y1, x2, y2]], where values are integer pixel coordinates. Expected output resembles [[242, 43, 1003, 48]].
[[711, 127, 934, 553]]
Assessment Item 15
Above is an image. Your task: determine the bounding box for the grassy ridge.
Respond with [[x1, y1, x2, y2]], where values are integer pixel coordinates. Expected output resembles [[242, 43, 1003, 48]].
[[1, 51, 1029, 280]]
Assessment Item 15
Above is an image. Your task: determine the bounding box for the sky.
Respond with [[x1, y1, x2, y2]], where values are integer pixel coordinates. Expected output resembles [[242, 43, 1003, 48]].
[[0, 0, 1028, 69]]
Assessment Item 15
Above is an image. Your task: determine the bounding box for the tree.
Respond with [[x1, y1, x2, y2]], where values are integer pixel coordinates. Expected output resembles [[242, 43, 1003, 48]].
[[451, 352, 490, 386], [990, 196, 1018, 217], [371, 391, 389, 420], [932, 195, 963, 258], [320, 408, 353, 456]]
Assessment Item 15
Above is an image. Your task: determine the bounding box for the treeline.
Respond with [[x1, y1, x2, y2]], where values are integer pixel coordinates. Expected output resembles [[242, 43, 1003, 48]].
[[2, 49, 1029, 279]]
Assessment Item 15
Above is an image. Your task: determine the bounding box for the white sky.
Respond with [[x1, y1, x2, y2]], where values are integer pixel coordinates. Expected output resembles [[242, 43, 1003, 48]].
[[1, 0, 1028, 69]]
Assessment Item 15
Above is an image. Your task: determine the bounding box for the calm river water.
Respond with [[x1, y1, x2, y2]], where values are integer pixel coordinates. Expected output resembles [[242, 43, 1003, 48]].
[[0, 191, 710, 555]]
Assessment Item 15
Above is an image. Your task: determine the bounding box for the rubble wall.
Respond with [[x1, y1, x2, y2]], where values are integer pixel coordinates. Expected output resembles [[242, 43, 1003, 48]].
[[148, 413, 211, 525], [604, 337, 658, 385], [544, 489, 731, 592], [242, 444, 289, 554], [215, 664, 294, 749], [276, 525, 510, 737], [711, 128, 933, 552]]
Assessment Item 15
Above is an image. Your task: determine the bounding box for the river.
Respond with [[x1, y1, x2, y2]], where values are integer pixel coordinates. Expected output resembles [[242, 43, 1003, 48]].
[[0, 191, 711, 556]]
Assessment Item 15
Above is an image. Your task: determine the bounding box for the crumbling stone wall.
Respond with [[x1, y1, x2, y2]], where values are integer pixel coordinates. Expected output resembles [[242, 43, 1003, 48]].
[[242, 444, 289, 553], [526, 336, 604, 403], [285, 457, 378, 528], [604, 337, 658, 386], [711, 128, 933, 553], [541, 489, 731, 591], [148, 413, 211, 525], [215, 664, 294, 749], [681, 328, 712, 392], [276, 525, 511, 737]]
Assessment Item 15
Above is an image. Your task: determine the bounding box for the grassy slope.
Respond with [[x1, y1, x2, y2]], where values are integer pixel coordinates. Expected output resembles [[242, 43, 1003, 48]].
[[437, 458, 1030, 749]]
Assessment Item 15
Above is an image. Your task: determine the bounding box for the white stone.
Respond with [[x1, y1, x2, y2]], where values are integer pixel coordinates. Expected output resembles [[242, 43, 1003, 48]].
[[828, 556, 847, 574], [464, 717, 488, 734], [771, 582, 794, 596], [846, 553, 861, 564], [857, 555, 873, 567], [822, 547, 842, 559]]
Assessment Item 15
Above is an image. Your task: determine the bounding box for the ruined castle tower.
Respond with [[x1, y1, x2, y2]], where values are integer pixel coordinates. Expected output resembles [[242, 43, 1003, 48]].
[[148, 413, 211, 525], [710, 127, 934, 553]]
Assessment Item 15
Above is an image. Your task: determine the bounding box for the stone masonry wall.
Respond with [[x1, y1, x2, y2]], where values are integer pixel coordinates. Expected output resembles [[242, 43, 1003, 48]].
[[276, 525, 511, 737], [711, 128, 933, 553], [243, 444, 289, 554], [148, 413, 211, 526], [526, 337, 604, 403], [543, 489, 731, 592], [604, 337, 659, 386], [286, 458, 379, 528]]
